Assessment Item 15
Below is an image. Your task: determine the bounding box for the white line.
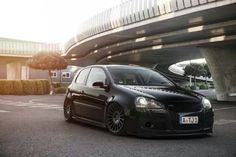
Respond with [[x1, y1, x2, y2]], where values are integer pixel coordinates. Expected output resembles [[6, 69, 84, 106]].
[[214, 119, 236, 125], [214, 107, 236, 111], [41, 107, 63, 109], [14, 104, 32, 106], [0, 110, 10, 113], [28, 105, 60, 108]]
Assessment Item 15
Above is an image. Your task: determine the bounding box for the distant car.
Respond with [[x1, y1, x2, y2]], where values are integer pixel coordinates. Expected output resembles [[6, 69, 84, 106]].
[[63, 65, 214, 137]]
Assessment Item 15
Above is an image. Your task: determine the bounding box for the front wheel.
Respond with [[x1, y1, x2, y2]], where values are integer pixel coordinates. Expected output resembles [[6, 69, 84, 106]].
[[63, 99, 74, 122], [106, 103, 126, 135]]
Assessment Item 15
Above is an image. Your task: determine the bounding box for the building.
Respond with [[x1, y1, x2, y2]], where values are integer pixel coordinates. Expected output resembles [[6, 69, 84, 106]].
[[0, 37, 78, 82]]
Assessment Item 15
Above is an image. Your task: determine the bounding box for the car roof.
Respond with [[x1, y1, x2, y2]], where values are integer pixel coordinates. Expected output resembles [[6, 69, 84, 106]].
[[85, 64, 144, 69]]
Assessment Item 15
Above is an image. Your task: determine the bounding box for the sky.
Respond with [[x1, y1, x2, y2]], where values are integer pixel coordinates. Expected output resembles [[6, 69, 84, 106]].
[[0, 0, 123, 44]]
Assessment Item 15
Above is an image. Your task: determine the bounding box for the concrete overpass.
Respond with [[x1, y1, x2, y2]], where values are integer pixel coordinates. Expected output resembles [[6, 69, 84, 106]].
[[63, 0, 236, 101]]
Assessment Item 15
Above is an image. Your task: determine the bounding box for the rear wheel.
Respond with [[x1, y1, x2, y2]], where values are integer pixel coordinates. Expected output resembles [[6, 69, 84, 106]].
[[106, 103, 126, 135], [63, 99, 74, 122]]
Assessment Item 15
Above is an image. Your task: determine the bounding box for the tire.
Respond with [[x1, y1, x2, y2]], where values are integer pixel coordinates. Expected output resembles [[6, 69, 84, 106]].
[[106, 103, 126, 135], [63, 99, 74, 122]]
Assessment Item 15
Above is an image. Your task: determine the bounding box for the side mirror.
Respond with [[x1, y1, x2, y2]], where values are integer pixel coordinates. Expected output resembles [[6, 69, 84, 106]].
[[92, 82, 107, 89]]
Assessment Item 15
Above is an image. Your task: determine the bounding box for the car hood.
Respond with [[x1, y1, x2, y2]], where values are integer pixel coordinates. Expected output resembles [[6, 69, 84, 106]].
[[121, 85, 202, 103]]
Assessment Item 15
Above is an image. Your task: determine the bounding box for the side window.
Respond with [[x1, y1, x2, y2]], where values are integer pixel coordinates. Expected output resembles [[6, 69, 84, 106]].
[[86, 68, 107, 87], [75, 68, 91, 84]]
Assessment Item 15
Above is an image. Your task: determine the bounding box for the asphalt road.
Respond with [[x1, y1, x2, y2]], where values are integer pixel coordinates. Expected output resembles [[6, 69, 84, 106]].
[[0, 95, 236, 157]]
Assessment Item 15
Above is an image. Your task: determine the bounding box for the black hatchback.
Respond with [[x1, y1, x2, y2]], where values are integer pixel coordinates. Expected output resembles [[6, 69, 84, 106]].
[[63, 65, 214, 137]]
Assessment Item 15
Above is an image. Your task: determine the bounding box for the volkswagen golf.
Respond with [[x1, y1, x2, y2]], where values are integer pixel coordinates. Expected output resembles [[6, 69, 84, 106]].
[[63, 65, 214, 137]]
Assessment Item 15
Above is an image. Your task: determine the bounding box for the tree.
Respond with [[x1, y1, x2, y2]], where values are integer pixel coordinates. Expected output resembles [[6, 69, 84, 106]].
[[27, 52, 68, 94], [184, 63, 204, 86], [202, 63, 211, 85], [203, 64, 211, 78]]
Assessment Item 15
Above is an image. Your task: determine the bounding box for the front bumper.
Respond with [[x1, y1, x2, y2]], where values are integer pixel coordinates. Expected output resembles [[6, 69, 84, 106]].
[[126, 108, 214, 137]]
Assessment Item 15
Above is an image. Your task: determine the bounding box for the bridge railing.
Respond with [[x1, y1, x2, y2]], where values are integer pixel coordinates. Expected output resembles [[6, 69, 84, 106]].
[[64, 0, 221, 54]]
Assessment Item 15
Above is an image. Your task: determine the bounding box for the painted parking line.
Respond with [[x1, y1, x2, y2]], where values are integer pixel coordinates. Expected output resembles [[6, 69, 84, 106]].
[[28, 105, 60, 108], [214, 106, 236, 111], [14, 103, 34, 106], [0, 110, 10, 113], [41, 107, 63, 110], [214, 119, 236, 125], [0, 99, 62, 111]]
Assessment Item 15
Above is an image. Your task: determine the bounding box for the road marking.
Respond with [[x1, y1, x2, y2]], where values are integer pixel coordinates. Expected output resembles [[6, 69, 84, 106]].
[[214, 119, 236, 125], [0, 99, 62, 111], [41, 107, 63, 110], [0, 110, 10, 113], [29, 105, 60, 108], [214, 107, 236, 111], [14, 104, 32, 106]]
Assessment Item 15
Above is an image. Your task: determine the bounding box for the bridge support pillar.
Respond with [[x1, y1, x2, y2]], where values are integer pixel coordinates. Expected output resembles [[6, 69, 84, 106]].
[[201, 47, 236, 101]]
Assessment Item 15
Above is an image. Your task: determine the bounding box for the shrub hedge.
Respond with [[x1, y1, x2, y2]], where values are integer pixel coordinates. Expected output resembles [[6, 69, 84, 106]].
[[55, 86, 67, 94], [0, 79, 50, 95]]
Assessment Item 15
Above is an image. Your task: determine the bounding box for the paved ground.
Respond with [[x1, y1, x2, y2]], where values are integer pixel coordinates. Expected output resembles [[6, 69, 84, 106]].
[[0, 95, 236, 157]]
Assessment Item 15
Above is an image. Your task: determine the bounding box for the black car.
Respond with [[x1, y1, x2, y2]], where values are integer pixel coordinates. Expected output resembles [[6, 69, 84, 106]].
[[63, 65, 214, 137]]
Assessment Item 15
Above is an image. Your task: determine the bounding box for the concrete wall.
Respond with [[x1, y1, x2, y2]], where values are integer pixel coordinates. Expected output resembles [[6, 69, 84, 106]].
[[0, 60, 79, 83], [29, 68, 48, 80], [28, 66, 80, 83], [6, 61, 22, 80], [0, 63, 6, 79], [201, 47, 236, 101]]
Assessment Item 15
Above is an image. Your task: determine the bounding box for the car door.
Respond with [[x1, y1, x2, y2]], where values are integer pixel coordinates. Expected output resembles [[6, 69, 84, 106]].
[[71, 68, 92, 118], [82, 67, 109, 122]]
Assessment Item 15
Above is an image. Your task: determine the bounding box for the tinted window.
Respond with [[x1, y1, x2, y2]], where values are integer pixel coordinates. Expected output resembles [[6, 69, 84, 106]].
[[75, 68, 90, 84], [108, 67, 173, 86], [86, 68, 107, 87]]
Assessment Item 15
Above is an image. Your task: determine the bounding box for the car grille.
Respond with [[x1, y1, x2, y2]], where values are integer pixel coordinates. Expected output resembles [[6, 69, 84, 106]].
[[165, 101, 202, 112]]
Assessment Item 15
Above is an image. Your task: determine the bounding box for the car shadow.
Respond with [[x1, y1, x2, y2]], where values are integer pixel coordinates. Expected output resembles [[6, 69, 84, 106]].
[[69, 120, 212, 140], [136, 134, 212, 140]]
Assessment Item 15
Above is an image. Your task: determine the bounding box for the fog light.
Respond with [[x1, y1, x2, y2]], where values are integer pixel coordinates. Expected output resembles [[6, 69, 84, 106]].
[[145, 122, 154, 128]]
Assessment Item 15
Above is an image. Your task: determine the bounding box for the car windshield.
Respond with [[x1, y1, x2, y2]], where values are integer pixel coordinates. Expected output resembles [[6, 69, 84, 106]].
[[108, 67, 174, 86]]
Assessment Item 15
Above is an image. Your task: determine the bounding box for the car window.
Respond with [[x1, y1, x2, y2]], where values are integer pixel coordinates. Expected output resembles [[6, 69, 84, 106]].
[[108, 68, 173, 86], [75, 68, 91, 84], [86, 68, 107, 87]]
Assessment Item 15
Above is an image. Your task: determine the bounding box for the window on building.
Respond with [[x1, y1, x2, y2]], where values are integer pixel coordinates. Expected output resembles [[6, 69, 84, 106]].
[[51, 71, 57, 78], [62, 72, 71, 78]]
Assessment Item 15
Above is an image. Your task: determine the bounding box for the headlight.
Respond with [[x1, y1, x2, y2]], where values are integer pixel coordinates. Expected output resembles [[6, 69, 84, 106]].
[[135, 97, 162, 109], [202, 97, 212, 109]]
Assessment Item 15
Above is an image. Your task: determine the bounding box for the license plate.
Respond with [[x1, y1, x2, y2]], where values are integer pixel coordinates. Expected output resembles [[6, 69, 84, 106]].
[[180, 116, 198, 124]]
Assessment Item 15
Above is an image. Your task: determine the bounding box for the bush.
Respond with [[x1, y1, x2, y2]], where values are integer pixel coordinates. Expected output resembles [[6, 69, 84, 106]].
[[0, 80, 14, 95], [35, 80, 44, 95], [199, 84, 208, 90], [0, 80, 50, 95], [41, 80, 50, 94], [53, 82, 61, 88], [55, 87, 67, 94], [13, 80, 23, 95], [190, 85, 197, 90], [22, 80, 37, 95], [184, 85, 191, 90]]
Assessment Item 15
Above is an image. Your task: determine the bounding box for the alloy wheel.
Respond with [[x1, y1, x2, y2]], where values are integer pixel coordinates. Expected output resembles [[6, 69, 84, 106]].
[[106, 104, 125, 134], [64, 99, 74, 122]]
